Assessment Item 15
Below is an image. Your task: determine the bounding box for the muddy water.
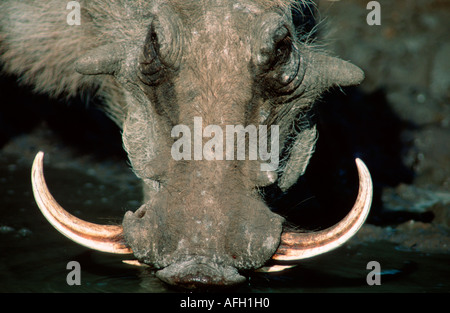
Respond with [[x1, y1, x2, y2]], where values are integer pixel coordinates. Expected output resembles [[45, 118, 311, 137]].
[[1, 154, 449, 293]]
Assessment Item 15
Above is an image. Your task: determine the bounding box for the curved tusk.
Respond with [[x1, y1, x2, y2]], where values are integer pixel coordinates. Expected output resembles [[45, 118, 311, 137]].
[[272, 158, 372, 261], [31, 151, 133, 254]]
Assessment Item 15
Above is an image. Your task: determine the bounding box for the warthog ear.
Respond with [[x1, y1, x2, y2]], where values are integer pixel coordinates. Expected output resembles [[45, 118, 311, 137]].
[[314, 52, 365, 88], [276, 53, 363, 192], [75, 44, 124, 75]]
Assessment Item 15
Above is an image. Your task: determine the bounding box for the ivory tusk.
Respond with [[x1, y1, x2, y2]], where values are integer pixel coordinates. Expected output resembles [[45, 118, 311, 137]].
[[272, 158, 372, 261], [31, 151, 132, 254]]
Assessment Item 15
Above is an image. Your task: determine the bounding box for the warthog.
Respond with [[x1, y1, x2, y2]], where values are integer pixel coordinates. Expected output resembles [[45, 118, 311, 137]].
[[1, 0, 372, 288]]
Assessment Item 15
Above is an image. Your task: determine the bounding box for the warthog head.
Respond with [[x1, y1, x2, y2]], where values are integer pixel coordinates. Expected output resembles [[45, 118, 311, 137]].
[[3, 0, 372, 288]]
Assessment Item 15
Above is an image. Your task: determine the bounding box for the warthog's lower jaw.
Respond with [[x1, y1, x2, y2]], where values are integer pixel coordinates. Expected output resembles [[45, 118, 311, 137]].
[[155, 260, 246, 289], [31, 151, 372, 284]]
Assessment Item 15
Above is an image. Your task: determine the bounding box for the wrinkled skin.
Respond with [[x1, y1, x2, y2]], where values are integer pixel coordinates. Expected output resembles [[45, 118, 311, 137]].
[[1, 0, 365, 287], [121, 2, 291, 285]]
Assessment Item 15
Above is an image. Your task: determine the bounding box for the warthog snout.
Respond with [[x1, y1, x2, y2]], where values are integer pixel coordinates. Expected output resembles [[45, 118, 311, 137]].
[[122, 161, 285, 280]]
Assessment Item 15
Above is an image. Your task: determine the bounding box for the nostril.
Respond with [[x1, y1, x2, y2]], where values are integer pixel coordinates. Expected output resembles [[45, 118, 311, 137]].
[[136, 209, 146, 219], [130, 205, 147, 219]]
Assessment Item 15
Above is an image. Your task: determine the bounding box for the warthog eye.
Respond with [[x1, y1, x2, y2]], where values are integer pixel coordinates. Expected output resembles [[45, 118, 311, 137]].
[[138, 12, 182, 86], [138, 23, 166, 85], [273, 34, 292, 68], [264, 32, 301, 93], [253, 14, 303, 95]]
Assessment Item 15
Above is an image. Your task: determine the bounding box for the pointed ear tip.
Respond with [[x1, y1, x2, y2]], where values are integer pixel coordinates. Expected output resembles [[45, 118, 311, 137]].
[[353, 65, 365, 84], [315, 52, 365, 87], [74, 53, 101, 75], [74, 44, 124, 75], [74, 57, 89, 74], [339, 62, 365, 87], [351, 66, 365, 86]]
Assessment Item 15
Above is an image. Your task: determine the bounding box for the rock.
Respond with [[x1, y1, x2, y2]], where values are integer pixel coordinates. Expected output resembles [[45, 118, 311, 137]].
[[382, 184, 450, 215], [353, 222, 450, 254], [430, 43, 450, 100]]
